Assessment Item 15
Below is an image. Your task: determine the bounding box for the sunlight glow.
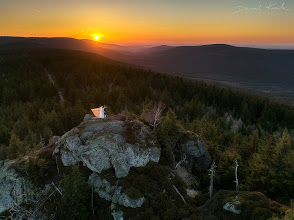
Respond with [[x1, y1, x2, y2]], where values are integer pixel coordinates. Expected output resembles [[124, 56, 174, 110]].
[[1, 1, 293, 45], [94, 35, 100, 41]]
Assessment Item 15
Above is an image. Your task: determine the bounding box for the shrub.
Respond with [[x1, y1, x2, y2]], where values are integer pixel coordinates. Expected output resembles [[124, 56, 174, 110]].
[[270, 200, 294, 220], [251, 207, 273, 220]]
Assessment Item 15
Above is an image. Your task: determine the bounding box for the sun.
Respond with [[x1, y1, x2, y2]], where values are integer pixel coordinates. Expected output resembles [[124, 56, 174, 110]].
[[94, 35, 100, 41]]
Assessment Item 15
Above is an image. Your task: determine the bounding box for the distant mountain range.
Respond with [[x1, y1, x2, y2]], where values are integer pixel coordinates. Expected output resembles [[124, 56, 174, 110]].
[[132, 44, 294, 102], [1, 36, 294, 102]]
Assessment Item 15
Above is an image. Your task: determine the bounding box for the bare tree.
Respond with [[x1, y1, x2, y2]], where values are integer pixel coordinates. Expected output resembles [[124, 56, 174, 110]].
[[234, 160, 239, 191], [51, 181, 62, 195], [172, 185, 186, 204], [4, 182, 56, 220], [55, 155, 61, 177], [91, 186, 96, 219], [143, 102, 165, 130], [209, 161, 217, 198]]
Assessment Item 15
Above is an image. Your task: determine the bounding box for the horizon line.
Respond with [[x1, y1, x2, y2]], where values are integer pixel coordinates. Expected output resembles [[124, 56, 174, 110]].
[[1, 35, 294, 50]]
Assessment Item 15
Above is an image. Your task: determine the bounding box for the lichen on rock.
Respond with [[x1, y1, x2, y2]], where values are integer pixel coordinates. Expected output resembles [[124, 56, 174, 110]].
[[54, 114, 161, 178]]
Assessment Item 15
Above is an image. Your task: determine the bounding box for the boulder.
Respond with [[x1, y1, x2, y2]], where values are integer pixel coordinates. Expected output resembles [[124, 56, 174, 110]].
[[180, 134, 212, 172], [88, 172, 145, 208], [112, 210, 124, 220], [54, 115, 161, 178], [223, 201, 241, 214]]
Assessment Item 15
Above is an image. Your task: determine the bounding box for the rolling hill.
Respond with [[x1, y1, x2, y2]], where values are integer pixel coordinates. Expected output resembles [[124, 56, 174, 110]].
[[1, 37, 294, 102], [131, 44, 294, 102]]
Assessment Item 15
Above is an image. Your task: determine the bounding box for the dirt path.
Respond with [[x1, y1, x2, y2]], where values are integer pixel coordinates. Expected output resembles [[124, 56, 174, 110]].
[[45, 69, 65, 103], [47, 72, 55, 85]]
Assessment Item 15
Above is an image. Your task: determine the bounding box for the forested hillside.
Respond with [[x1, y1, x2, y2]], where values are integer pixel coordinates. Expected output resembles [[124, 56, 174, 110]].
[[2, 37, 294, 103], [1, 49, 294, 218]]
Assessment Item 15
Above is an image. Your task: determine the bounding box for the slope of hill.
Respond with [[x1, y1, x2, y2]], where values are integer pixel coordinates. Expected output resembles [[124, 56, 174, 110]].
[[0, 36, 134, 63]]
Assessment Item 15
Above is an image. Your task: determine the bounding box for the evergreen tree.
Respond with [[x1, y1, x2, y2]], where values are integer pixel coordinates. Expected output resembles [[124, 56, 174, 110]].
[[59, 166, 91, 220], [157, 108, 182, 150], [6, 132, 25, 159], [247, 130, 294, 200], [269, 129, 294, 199]]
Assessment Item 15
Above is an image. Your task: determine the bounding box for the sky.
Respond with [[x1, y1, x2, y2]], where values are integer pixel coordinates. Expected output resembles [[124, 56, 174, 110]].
[[0, 0, 294, 46]]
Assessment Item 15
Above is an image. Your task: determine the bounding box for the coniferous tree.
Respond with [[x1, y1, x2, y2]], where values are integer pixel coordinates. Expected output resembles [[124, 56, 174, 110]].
[[58, 166, 91, 220], [157, 108, 182, 150], [7, 132, 25, 159]]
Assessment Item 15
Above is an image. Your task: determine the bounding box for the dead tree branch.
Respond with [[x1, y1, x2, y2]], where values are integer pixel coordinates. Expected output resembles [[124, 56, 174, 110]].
[[172, 185, 186, 204], [143, 102, 165, 130], [175, 154, 187, 169]]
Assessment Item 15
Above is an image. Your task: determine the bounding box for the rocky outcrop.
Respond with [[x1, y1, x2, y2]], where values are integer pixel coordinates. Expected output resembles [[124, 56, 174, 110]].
[[52, 113, 212, 218], [88, 172, 145, 208], [52, 113, 163, 219], [180, 134, 212, 172], [198, 190, 284, 220], [0, 160, 52, 216], [54, 114, 161, 178]]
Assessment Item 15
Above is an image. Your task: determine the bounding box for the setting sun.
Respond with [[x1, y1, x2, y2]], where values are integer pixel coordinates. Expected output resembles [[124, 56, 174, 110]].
[[94, 35, 100, 41]]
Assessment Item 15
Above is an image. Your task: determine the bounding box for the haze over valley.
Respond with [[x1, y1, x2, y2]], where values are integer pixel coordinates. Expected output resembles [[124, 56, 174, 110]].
[[1, 36, 294, 103]]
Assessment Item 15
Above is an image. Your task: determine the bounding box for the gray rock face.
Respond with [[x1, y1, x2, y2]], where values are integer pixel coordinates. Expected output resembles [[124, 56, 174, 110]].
[[0, 160, 52, 215], [180, 134, 212, 172], [54, 115, 161, 178], [83, 114, 94, 122], [112, 210, 124, 220], [88, 172, 145, 208], [223, 202, 241, 214], [0, 161, 19, 213], [111, 153, 130, 178]]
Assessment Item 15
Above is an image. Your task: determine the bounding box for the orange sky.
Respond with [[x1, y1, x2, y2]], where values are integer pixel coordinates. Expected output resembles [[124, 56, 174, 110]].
[[1, 0, 294, 46]]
